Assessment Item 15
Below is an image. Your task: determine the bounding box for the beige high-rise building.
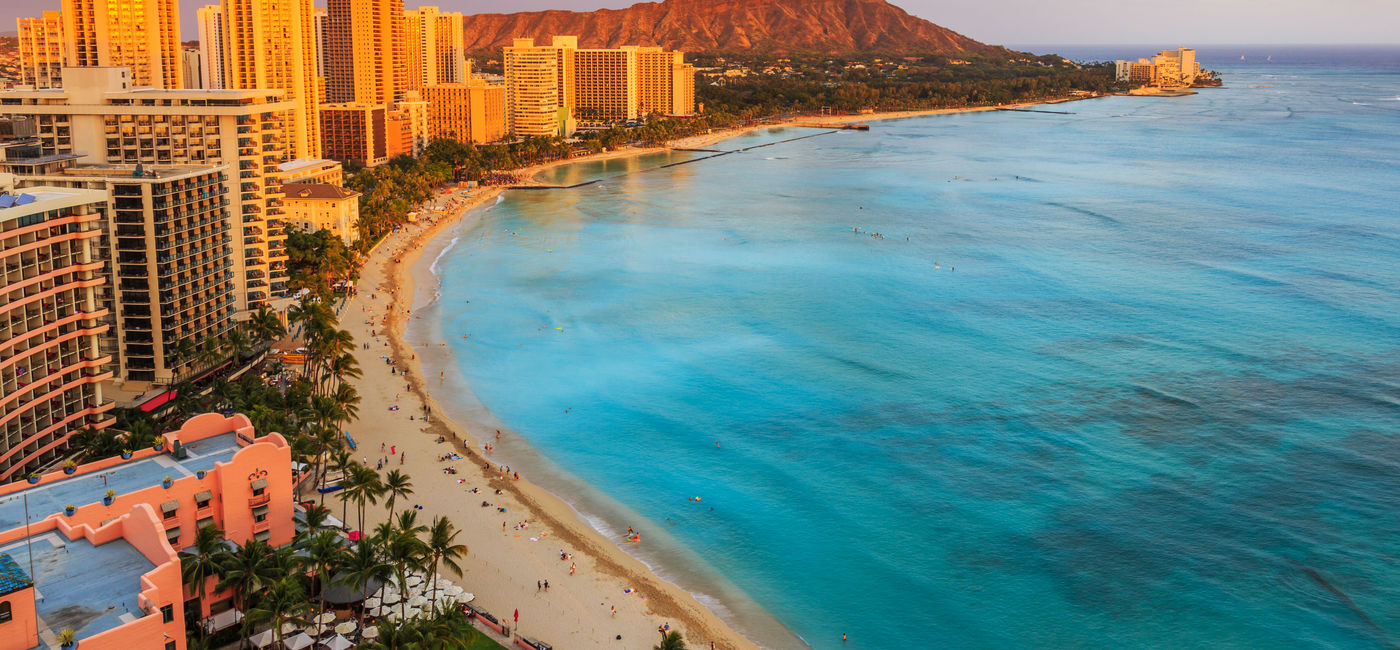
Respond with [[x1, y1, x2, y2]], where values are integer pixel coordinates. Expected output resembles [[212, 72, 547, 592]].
[[13, 164, 238, 388], [222, 0, 321, 160], [434, 11, 466, 84], [402, 7, 467, 93], [313, 8, 328, 82], [636, 47, 696, 117], [402, 9, 426, 93], [320, 103, 389, 167], [196, 5, 226, 90], [575, 47, 638, 125], [17, 11, 67, 89], [0, 67, 297, 312], [504, 37, 577, 138], [424, 80, 505, 144], [61, 0, 182, 89], [326, 0, 406, 106], [395, 94, 430, 156]]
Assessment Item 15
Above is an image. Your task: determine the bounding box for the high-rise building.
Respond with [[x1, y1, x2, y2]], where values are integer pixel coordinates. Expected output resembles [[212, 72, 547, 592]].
[[313, 8, 328, 82], [183, 49, 205, 89], [319, 103, 389, 167], [0, 67, 297, 313], [222, 0, 321, 160], [60, 0, 182, 89], [574, 47, 638, 125], [401, 8, 428, 93], [196, 5, 226, 90], [16, 11, 67, 89], [15, 165, 237, 387], [424, 80, 505, 145], [0, 179, 114, 479], [326, 0, 406, 106], [636, 47, 696, 117], [504, 37, 577, 138]]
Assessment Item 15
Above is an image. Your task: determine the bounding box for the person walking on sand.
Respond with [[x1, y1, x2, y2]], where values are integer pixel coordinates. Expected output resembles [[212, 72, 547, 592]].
[[400, 451, 405, 464]]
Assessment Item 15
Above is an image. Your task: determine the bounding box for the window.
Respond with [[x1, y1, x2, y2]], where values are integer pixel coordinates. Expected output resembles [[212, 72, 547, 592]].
[[0, 601, 11, 623], [166, 642, 177, 650], [195, 490, 213, 509], [161, 604, 174, 623]]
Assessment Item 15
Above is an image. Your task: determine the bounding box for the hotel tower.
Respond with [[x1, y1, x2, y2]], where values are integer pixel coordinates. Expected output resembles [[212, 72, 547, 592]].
[[59, 0, 183, 89]]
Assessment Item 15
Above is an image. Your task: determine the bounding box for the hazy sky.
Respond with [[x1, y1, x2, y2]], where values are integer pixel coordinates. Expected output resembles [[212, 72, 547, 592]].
[[5, 0, 1396, 49]]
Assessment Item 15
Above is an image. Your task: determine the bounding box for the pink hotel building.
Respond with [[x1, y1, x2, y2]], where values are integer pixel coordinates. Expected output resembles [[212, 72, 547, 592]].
[[0, 412, 296, 650]]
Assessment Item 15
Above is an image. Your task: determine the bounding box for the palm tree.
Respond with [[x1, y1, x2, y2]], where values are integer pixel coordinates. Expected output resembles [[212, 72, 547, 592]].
[[382, 470, 414, 521], [327, 449, 354, 509], [339, 538, 393, 629], [216, 539, 279, 646], [178, 524, 227, 639], [246, 577, 312, 646], [654, 630, 687, 650], [424, 516, 468, 614], [394, 510, 427, 540], [342, 464, 383, 532], [249, 306, 286, 347], [383, 530, 427, 620], [299, 530, 349, 623], [361, 618, 421, 649], [299, 503, 334, 541]]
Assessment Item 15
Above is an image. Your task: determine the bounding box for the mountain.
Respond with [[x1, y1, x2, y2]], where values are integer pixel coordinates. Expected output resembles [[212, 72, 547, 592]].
[[460, 0, 1008, 56]]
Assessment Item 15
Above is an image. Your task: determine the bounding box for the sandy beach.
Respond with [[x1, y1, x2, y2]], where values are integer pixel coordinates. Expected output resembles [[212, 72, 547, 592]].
[[334, 94, 1100, 649], [338, 184, 757, 650]]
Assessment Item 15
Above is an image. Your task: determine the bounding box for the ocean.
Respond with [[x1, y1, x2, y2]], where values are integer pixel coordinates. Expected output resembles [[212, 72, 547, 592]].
[[409, 47, 1400, 648]]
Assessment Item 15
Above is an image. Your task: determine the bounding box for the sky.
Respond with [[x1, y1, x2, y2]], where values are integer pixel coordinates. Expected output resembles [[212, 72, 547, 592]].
[[4, 0, 1397, 48]]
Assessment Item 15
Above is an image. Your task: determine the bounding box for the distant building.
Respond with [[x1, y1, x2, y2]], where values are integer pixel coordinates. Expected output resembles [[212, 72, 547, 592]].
[[1115, 47, 1201, 88], [574, 47, 638, 126], [402, 6, 468, 92], [196, 5, 225, 90], [221, 0, 322, 160], [60, 0, 183, 88], [424, 80, 506, 144], [182, 49, 205, 89], [16, 11, 66, 89], [326, 0, 406, 106], [636, 47, 695, 117], [319, 103, 389, 167], [282, 182, 361, 245], [0, 180, 114, 480], [504, 36, 577, 138], [277, 158, 343, 185]]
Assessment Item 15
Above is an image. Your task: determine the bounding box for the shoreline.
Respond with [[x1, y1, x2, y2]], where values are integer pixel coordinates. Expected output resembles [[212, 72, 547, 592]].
[[349, 93, 1102, 649], [344, 183, 761, 649]]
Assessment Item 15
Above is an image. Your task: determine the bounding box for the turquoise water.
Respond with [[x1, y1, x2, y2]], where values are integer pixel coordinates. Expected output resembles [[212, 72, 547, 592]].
[[414, 56, 1400, 648]]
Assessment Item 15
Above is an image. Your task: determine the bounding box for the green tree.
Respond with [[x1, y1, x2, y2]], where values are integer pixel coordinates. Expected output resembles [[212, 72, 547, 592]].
[[178, 524, 227, 640], [382, 469, 414, 521]]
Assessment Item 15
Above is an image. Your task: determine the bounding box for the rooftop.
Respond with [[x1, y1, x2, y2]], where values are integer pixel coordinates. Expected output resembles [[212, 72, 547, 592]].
[[0, 553, 32, 596], [0, 433, 242, 533], [277, 158, 338, 172], [0, 185, 107, 221], [52, 163, 226, 181], [281, 183, 361, 200], [0, 530, 153, 642]]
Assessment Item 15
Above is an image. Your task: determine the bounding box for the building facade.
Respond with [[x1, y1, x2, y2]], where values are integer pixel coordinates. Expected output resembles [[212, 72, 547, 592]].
[[326, 0, 406, 107], [574, 47, 639, 125], [424, 81, 506, 144], [319, 103, 388, 167], [15, 165, 237, 387], [60, 0, 182, 89], [196, 5, 226, 90], [0, 67, 296, 313], [0, 181, 114, 481], [221, 0, 321, 160], [504, 37, 577, 138], [636, 47, 696, 117], [16, 11, 67, 89], [282, 183, 360, 245], [276, 158, 343, 185]]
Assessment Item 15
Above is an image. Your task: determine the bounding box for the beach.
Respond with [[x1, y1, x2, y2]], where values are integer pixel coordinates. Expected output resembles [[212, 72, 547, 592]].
[[336, 93, 1107, 650]]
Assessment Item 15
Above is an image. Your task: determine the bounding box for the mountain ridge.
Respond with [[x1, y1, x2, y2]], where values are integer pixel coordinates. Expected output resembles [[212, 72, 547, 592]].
[[461, 0, 1009, 56]]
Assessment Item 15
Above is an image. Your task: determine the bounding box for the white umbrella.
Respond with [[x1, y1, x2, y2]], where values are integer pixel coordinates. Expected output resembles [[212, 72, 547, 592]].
[[249, 630, 276, 649], [284, 632, 315, 650], [364, 597, 381, 608], [334, 621, 357, 636], [382, 592, 401, 605], [405, 607, 422, 620], [407, 595, 428, 608], [315, 612, 337, 626], [322, 635, 354, 650], [366, 606, 384, 617], [405, 575, 423, 587], [281, 622, 300, 636], [362, 626, 379, 640], [458, 592, 475, 603], [443, 585, 464, 598]]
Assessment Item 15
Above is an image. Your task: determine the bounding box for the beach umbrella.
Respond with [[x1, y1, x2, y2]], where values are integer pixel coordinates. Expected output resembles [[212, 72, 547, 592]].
[[364, 597, 381, 609], [406, 575, 423, 587], [334, 621, 357, 636], [284, 632, 315, 650], [322, 635, 354, 650], [405, 607, 422, 620], [249, 630, 275, 649], [443, 585, 464, 598], [367, 606, 385, 617], [362, 626, 379, 640], [382, 592, 401, 605], [281, 622, 300, 636], [407, 595, 428, 608], [458, 592, 475, 603], [315, 612, 337, 626]]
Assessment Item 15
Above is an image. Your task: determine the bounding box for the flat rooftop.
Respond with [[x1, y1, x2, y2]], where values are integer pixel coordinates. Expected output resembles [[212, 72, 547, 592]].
[[0, 186, 108, 222], [1, 529, 153, 644], [0, 433, 243, 532]]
